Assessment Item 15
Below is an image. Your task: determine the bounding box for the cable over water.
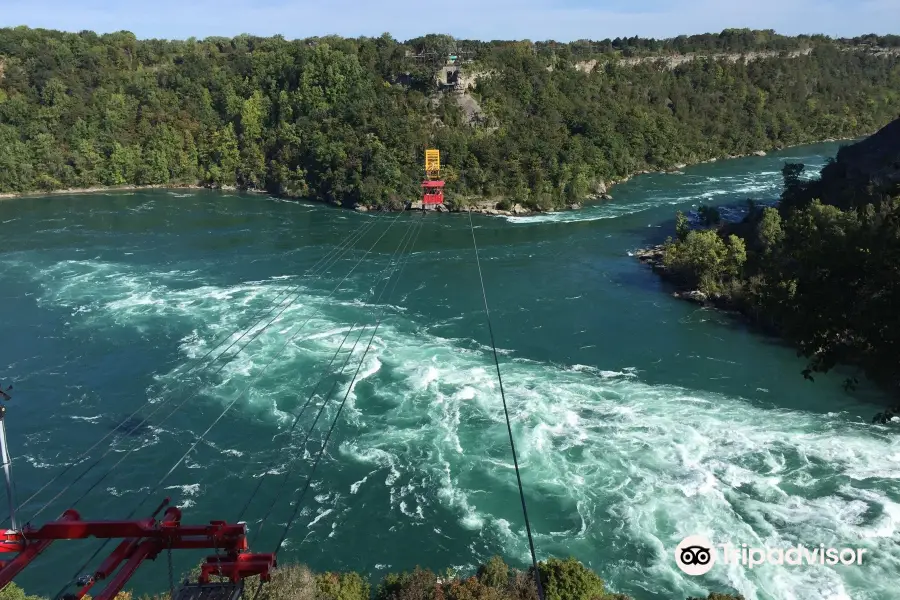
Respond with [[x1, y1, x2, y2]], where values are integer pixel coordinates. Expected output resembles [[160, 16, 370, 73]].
[[29, 208, 388, 525], [248, 214, 424, 600], [11, 208, 386, 527], [52, 210, 406, 600], [237, 214, 422, 528], [467, 208, 545, 600]]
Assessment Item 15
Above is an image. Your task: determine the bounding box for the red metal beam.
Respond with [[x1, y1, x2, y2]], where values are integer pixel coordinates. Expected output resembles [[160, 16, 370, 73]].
[[0, 511, 80, 589], [93, 539, 159, 600], [200, 553, 276, 583], [11, 508, 245, 546], [0, 503, 274, 599]]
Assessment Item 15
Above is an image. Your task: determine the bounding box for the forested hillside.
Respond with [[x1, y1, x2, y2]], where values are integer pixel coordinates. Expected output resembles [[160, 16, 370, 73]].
[[651, 117, 900, 414], [1, 27, 899, 209]]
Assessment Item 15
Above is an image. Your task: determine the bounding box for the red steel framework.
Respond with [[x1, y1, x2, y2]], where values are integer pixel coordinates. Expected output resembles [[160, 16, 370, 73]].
[[422, 149, 444, 207], [0, 398, 274, 600], [0, 500, 275, 600], [421, 180, 445, 206]]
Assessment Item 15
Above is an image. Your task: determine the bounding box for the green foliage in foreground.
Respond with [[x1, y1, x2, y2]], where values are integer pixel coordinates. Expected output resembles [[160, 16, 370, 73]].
[[0, 583, 42, 600], [1, 27, 900, 209], [659, 126, 900, 411], [251, 557, 742, 600], [2, 558, 745, 600]]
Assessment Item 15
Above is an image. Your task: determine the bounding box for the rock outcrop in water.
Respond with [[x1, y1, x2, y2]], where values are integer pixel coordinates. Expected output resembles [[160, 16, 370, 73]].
[[635, 245, 738, 310]]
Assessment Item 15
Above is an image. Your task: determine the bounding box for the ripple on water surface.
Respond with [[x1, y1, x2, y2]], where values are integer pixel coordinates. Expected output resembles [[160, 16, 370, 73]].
[[4, 253, 896, 600], [0, 144, 895, 600]]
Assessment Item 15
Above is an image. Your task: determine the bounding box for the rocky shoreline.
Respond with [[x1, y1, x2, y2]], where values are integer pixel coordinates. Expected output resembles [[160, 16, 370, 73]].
[[0, 137, 856, 214], [439, 137, 853, 216], [0, 182, 219, 200], [634, 245, 743, 311]]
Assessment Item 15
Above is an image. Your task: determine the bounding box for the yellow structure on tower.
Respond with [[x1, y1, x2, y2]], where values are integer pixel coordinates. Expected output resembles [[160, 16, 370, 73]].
[[422, 149, 444, 207]]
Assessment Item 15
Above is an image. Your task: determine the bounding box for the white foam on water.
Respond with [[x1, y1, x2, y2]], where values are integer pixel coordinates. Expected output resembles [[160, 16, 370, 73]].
[[69, 415, 102, 423], [30, 259, 300, 337], [350, 471, 375, 494], [308, 508, 334, 528], [501, 158, 829, 225], [22, 237, 900, 600], [22, 455, 55, 469], [326, 324, 899, 600], [164, 483, 202, 508]]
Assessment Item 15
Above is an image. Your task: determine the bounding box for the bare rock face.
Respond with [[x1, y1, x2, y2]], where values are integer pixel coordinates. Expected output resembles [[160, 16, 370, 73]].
[[511, 203, 529, 215], [355, 205, 369, 212], [754, 150, 767, 157]]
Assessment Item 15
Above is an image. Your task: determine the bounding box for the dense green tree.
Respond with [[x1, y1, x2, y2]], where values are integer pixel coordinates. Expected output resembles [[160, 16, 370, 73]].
[[657, 119, 900, 409], [698, 205, 722, 226], [756, 207, 784, 253], [675, 210, 690, 241], [0, 27, 899, 209]]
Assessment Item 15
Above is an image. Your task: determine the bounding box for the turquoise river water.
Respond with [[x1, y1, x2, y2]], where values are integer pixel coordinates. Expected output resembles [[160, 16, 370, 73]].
[[1, 142, 898, 600]]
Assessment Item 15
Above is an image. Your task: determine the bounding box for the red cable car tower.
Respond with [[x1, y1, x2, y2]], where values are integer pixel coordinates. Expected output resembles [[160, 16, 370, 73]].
[[0, 395, 274, 600], [421, 149, 444, 209]]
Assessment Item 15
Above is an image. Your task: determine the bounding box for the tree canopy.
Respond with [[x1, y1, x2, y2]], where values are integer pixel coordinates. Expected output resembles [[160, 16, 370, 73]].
[[658, 118, 900, 414], [1, 27, 899, 210]]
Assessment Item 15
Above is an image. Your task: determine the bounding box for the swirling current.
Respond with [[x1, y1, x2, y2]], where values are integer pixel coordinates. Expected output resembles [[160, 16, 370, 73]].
[[1, 142, 898, 600]]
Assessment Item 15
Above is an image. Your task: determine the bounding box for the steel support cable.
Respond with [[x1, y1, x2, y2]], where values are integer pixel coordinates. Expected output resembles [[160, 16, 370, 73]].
[[53, 209, 407, 600], [248, 216, 423, 600], [26, 209, 389, 525], [237, 215, 422, 528], [238, 216, 418, 524], [466, 208, 545, 600], [247, 216, 422, 600], [7, 209, 385, 527], [243, 216, 423, 546], [51, 208, 399, 519], [246, 221, 420, 546]]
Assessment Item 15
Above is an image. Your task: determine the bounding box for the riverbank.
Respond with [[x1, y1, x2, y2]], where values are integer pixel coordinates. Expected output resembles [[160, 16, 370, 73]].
[[6, 139, 898, 600], [0, 137, 861, 215], [634, 244, 746, 313], [0, 182, 206, 200], [437, 138, 858, 216]]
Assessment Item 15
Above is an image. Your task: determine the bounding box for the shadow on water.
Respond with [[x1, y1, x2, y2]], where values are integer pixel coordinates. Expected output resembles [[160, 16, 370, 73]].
[[108, 414, 153, 437]]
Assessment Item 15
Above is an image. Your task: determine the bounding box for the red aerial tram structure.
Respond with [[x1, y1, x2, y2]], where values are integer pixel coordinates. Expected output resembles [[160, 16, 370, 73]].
[[0, 397, 275, 600], [421, 149, 444, 208]]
